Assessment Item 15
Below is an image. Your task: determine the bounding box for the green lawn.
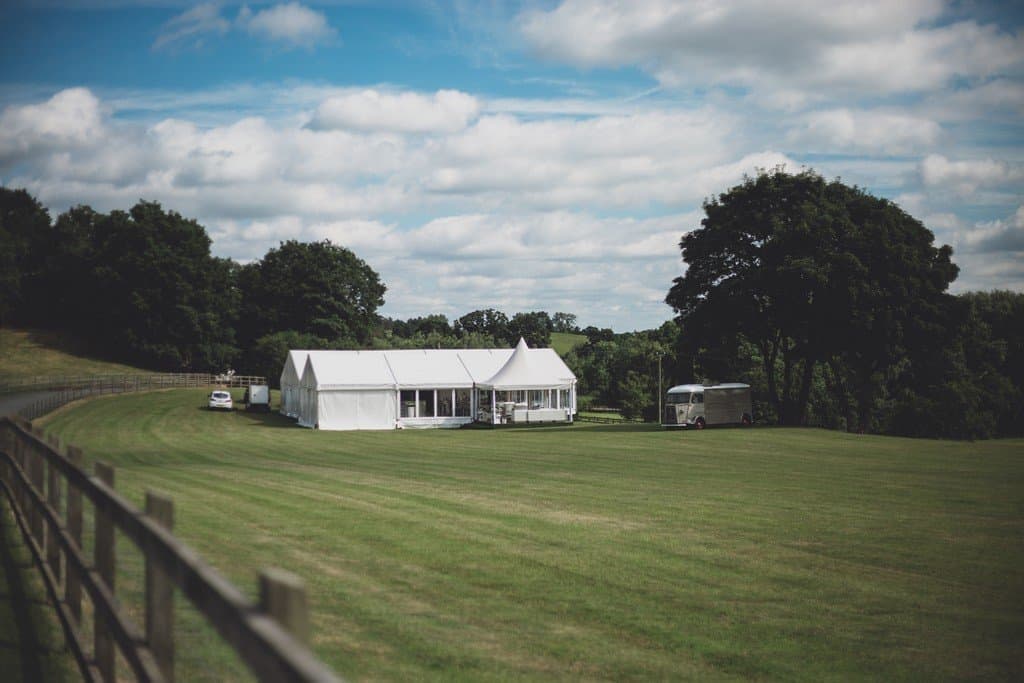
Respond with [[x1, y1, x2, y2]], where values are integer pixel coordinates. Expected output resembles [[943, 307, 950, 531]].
[[38, 389, 1024, 681], [0, 328, 150, 381]]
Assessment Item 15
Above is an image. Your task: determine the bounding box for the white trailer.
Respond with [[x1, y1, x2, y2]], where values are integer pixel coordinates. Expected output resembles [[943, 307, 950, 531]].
[[244, 384, 271, 412], [663, 383, 752, 429]]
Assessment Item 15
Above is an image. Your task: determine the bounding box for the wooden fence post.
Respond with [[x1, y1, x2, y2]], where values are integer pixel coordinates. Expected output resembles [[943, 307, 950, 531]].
[[46, 435, 62, 584], [66, 446, 84, 622], [259, 568, 311, 646], [145, 491, 175, 682], [94, 461, 116, 683], [29, 431, 45, 545]]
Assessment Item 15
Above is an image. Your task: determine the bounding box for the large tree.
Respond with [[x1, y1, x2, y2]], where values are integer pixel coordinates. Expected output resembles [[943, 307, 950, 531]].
[[666, 168, 957, 429], [238, 240, 385, 346], [86, 201, 239, 370], [0, 187, 52, 324]]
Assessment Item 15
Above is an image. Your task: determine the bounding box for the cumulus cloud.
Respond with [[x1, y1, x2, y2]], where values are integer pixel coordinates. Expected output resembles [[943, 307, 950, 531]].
[[921, 154, 1024, 194], [519, 0, 1024, 102], [789, 109, 942, 154], [309, 89, 479, 133], [957, 206, 1024, 254], [4, 83, 1019, 328], [0, 88, 105, 163], [237, 2, 336, 47]]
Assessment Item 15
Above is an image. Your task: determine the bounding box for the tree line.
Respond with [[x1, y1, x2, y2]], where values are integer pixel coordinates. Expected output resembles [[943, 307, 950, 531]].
[[2, 178, 1021, 439], [0, 187, 576, 384]]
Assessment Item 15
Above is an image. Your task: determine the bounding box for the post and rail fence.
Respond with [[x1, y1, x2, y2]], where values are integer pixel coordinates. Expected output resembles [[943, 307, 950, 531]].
[[0, 410, 342, 681], [0, 373, 266, 421]]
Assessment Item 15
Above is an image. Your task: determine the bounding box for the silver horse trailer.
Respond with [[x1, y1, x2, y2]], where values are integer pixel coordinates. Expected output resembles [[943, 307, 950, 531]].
[[663, 383, 752, 429]]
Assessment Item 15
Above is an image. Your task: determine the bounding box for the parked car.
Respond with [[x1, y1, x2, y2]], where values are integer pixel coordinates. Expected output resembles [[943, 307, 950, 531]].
[[208, 390, 233, 410]]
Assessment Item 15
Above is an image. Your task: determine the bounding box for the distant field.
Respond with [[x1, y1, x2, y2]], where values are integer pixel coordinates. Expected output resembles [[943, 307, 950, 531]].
[[0, 328, 149, 381], [39, 389, 1024, 681], [550, 332, 586, 355]]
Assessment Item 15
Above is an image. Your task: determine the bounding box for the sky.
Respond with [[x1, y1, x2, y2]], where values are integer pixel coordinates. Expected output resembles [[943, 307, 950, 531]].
[[1, 1, 1022, 332]]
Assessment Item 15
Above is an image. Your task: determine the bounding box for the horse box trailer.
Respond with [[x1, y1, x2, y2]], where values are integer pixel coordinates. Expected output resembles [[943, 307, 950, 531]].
[[244, 384, 271, 412], [663, 383, 752, 429]]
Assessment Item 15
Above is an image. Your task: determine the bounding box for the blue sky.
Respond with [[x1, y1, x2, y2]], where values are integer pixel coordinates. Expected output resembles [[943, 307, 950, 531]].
[[1, 1, 1022, 331]]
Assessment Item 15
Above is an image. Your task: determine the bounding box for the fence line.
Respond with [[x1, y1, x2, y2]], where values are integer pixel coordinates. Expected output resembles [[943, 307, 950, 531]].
[[3, 374, 266, 421], [0, 373, 266, 396], [0, 416, 342, 683]]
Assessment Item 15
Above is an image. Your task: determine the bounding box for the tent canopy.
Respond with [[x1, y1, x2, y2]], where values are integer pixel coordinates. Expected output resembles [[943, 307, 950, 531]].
[[478, 338, 576, 390], [302, 351, 397, 391]]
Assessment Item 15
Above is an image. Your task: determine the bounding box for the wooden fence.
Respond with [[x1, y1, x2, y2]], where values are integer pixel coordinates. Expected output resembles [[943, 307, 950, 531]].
[[2, 374, 266, 421], [0, 415, 342, 683]]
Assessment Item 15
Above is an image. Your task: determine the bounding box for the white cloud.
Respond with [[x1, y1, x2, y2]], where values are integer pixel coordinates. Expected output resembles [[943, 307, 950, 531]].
[[309, 89, 479, 133], [519, 0, 1024, 102], [789, 109, 942, 154], [153, 2, 231, 51], [237, 2, 336, 47], [3, 83, 1020, 329], [956, 206, 1024, 254], [0, 88, 105, 162], [921, 154, 1024, 194], [153, 2, 336, 51]]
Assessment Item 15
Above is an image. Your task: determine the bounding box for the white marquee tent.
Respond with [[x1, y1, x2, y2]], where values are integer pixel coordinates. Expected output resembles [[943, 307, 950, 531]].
[[280, 350, 335, 418], [293, 340, 577, 430]]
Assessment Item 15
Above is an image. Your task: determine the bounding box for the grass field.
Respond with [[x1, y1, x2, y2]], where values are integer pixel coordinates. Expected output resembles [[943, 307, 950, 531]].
[[0, 328, 149, 381], [38, 389, 1024, 681], [550, 332, 586, 356]]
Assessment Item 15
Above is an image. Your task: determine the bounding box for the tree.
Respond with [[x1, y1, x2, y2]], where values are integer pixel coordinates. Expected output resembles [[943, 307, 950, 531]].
[[0, 188, 52, 324], [84, 201, 239, 370], [455, 308, 510, 341], [666, 168, 957, 429], [238, 240, 385, 347], [508, 311, 552, 347], [551, 312, 579, 333], [245, 330, 328, 387]]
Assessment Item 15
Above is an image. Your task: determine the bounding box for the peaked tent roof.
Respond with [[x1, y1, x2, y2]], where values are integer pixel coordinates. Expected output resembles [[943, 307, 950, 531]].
[[479, 338, 576, 390], [301, 350, 397, 391]]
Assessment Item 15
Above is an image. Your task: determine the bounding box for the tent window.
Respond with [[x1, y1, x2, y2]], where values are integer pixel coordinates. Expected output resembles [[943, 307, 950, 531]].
[[455, 389, 471, 417], [419, 390, 435, 417], [400, 390, 416, 418], [437, 389, 454, 417]]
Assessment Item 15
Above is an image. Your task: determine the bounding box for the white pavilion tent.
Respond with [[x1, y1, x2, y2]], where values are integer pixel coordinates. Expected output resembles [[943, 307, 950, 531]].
[[279, 350, 334, 418], [292, 340, 576, 430], [477, 338, 577, 424]]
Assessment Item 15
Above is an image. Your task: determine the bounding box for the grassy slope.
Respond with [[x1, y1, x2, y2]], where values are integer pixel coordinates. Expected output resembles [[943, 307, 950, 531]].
[[0, 328, 149, 380], [550, 332, 586, 356], [40, 389, 1024, 681]]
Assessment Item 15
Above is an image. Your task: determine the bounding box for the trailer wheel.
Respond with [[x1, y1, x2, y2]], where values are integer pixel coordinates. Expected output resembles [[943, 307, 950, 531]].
[[695, 417, 705, 430], [741, 413, 752, 426]]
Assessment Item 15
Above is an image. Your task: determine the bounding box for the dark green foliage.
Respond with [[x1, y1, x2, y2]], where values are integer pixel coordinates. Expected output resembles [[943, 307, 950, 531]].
[[0, 188, 51, 324], [566, 322, 676, 416], [508, 311, 553, 347], [245, 330, 328, 388], [667, 168, 958, 430], [238, 240, 385, 348], [454, 308, 510, 341]]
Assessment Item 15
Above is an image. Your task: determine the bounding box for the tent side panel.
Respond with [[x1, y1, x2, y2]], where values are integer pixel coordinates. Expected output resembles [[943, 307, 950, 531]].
[[317, 390, 396, 430]]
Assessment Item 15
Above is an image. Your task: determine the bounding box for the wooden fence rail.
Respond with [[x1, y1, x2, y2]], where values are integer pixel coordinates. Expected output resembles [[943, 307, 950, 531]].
[[3, 374, 267, 420], [0, 416, 342, 683], [0, 373, 267, 396]]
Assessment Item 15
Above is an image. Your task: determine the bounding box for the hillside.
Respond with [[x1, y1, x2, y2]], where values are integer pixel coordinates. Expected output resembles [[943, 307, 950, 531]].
[[37, 389, 1024, 681], [0, 328, 151, 381], [550, 331, 586, 355]]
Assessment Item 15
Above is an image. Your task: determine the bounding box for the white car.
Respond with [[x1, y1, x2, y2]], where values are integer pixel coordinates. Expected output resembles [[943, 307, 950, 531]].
[[208, 390, 233, 410]]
